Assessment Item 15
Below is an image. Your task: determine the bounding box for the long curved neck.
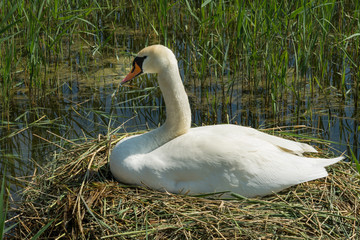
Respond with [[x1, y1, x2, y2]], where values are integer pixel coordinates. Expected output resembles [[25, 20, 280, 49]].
[[117, 56, 191, 158], [141, 61, 191, 151], [158, 63, 191, 136], [154, 61, 191, 138]]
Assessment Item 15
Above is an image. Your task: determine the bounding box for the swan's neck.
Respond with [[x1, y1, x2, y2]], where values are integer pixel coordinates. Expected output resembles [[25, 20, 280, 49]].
[[157, 63, 191, 139], [139, 62, 191, 152], [123, 60, 191, 156], [115, 56, 191, 158]]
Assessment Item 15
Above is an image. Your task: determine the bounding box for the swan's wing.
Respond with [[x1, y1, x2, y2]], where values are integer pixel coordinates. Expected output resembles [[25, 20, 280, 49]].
[[217, 125, 318, 155], [143, 125, 340, 197]]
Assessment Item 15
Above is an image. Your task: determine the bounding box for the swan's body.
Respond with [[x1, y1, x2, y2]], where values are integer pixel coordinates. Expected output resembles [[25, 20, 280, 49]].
[[110, 45, 343, 197]]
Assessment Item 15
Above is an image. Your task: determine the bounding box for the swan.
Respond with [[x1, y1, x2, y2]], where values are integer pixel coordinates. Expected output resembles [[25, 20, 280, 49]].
[[110, 45, 343, 197]]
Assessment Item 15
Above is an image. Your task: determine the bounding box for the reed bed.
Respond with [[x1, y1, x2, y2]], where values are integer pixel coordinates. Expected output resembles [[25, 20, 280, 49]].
[[1, 0, 359, 108], [12, 132, 360, 239]]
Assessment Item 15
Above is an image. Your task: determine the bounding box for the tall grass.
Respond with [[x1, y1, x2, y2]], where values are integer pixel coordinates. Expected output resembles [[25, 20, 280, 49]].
[[0, 171, 8, 238], [0, 0, 119, 114], [130, 0, 359, 121], [0, 169, 17, 238], [1, 0, 359, 115]]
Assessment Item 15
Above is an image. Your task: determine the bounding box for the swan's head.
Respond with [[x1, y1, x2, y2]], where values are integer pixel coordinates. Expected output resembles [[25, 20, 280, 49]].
[[121, 45, 176, 84]]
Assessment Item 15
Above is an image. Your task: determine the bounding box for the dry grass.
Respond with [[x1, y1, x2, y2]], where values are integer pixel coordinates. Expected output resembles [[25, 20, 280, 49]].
[[13, 133, 360, 239]]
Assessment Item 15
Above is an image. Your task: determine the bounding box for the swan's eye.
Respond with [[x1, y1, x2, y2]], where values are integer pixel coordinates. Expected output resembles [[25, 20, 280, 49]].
[[132, 56, 147, 72], [122, 56, 148, 84]]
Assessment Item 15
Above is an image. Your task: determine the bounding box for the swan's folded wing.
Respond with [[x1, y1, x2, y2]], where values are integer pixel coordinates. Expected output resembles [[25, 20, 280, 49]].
[[143, 125, 341, 197]]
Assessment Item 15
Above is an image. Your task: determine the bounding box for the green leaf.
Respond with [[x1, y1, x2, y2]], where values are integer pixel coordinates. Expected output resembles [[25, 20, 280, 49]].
[[0, 171, 8, 238], [201, 0, 212, 8], [30, 220, 54, 240], [349, 147, 360, 174], [342, 33, 360, 42]]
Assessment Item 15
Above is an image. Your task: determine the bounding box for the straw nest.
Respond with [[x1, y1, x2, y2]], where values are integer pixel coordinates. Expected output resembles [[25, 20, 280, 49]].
[[14, 133, 360, 239]]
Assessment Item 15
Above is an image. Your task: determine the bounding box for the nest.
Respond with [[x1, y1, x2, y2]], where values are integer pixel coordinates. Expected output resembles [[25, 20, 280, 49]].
[[12, 133, 360, 239]]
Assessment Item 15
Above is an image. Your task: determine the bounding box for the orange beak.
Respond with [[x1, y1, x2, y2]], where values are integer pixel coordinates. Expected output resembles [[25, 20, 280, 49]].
[[121, 62, 142, 84]]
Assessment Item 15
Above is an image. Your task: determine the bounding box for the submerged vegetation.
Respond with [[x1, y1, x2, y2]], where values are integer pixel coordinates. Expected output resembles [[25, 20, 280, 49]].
[[0, 0, 359, 238]]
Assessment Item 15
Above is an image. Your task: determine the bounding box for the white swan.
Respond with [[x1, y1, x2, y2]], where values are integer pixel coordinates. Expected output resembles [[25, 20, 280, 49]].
[[110, 45, 343, 197]]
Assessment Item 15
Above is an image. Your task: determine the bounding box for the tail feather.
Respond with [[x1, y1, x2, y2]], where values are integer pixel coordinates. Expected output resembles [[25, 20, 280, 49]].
[[310, 156, 344, 167]]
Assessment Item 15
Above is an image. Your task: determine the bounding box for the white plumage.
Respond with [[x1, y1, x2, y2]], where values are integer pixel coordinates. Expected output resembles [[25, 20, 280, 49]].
[[110, 45, 343, 197]]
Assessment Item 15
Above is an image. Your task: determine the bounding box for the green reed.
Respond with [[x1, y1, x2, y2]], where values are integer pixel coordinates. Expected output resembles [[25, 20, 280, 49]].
[[126, 0, 359, 139], [1, 0, 359, 108], [0, 0, 118, 112], [0, 169, 17, 238], [0, 171, 9, 238]]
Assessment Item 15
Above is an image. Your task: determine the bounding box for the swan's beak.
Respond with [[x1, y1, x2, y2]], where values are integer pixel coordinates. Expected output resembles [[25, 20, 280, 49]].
[[121, 62, 142, 84]]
